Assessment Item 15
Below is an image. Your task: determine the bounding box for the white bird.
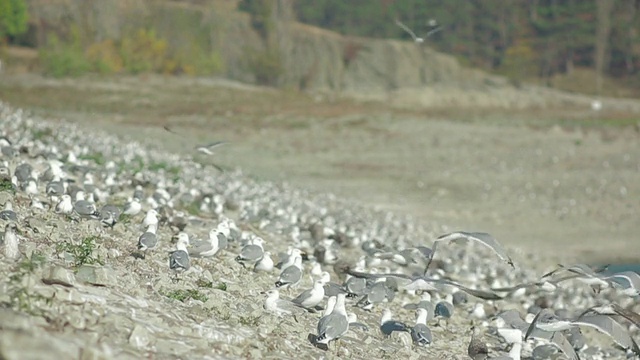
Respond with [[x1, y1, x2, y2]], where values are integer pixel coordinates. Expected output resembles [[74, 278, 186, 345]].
[[55, 194, 73, 214], [2, 223, 20, 260], [254, 251, 274, 272], [123, 197, 142, 216], [395, 19, 442, 44], [315, 293, 349, 346], [291, 280, 325, 310], [263, 289, 304, 316], [142, 209, 158, 229], [195, 141, 227, 156]]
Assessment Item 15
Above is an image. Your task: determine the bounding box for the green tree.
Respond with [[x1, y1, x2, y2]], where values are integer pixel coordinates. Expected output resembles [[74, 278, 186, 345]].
[[0, 0, 28, 41]]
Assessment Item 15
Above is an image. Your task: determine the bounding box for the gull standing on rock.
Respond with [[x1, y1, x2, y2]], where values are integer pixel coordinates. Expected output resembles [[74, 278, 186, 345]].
[[315, 293, 349, 349], [73, 191, 100, 220], [379, 309, 410, 338], [292, 280, 325, 310], [137, 223, 158, 259], [2, 223, 20, 260], [275, 254, 303, 289], [169, 233, 190, 280], [0, 201, 17, 221], [411, 308, 433, 347], [235, 236, 265, 268], [123, 197, 142, 216]]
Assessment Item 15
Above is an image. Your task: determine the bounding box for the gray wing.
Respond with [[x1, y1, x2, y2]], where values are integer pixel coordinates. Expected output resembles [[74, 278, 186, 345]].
[[573, 314, 640, 356], [74, 200, 97, 216], [197, 141, 226, 149], [278, 265, 301, 284], [525, 309, 554, 341], [612, 304, 640, 328], [291, 288, 313, 305], [394, 19, 418, 41], [411, 323, 432, 345], [349, 321, 369, 332], [436, 231, 514, 268], [435, 278, 504, 300], [381, 320, 409, 335], [276, 298, 305, 314], [169, 250, 190, 271], [549, 331, 580, 360], [188, 241, 215, 257], [345, 277, 367, 295], [496, 309, 529, 330], [0, 210, 17, 221], [317, 313, 349, 341], [609, 271, 640, 289], [138, 232, 157, 250], [217, 233, 228, 250], [324, 282, 347, 297], [239, 244, 263, 261]]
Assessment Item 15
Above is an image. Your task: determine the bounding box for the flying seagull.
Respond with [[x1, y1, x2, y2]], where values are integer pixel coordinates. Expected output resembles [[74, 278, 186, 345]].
[[572, 314, 640, 357], [425, 231, 515, 273], [395, 19, 442, 44], [578, 303, 640, 331], [195, 141, 227, 156], [345, 268, 504, 301]]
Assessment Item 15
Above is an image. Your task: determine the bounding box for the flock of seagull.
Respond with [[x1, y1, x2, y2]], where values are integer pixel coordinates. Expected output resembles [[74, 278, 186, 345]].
[[0, 100, 639, 360]]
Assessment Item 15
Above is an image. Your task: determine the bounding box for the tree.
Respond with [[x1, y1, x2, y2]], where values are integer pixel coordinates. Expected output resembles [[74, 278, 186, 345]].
[[595, 0, 614, 95], [0, 0, 28, 42]]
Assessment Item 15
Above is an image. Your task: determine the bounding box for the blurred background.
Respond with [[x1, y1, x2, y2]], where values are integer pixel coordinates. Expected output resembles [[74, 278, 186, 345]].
[[0, 0, 639, 266]]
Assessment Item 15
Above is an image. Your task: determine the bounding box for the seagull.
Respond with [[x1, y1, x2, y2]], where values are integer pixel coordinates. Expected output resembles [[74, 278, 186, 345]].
[[291, 280, 325, 310], [275, 254, 303, 289], [55, 194, 73, 214], [262, 289, 305, 316], [315, 293, 349, 348], [426, 231, 515, 272], [0, 201, 17, 221], [395, 19, 442, 44], [541, 264, 613, 293], [254, 251, 274, 272], [169, 234, 190, 279], [235, 237, 265, 268], [2, 223, 20, 260], [411, 308, 433, 347], [123, 197, 142, 216], [346, 268, 504, 301], [141, 209, 158, 229], [524, 309, 574, 340], [188, 230, 221, 258], [578, 303, 640, 328], [137, 224, 158, 258], [572, 314, 640, 356], [379, 309, 410, 338], [606, 271, 640, 296], [195, 141, 227, 156]]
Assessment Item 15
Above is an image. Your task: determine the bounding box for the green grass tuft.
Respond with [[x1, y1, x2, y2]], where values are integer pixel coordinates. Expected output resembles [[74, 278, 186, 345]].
[[163, 289, 208, 303], [56, 236, 103, 268]]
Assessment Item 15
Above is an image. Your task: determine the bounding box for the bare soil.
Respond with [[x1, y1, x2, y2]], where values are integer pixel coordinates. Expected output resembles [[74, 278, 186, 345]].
[[1, 73, 639, 266]]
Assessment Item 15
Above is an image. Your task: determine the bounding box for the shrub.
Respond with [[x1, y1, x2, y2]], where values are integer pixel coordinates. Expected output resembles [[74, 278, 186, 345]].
[[0, 0, 28, 40], [40, 30, 91, 78], [245, 47, 282, 86], [85, 39, 124, 74], [120, 28, 168, 74]]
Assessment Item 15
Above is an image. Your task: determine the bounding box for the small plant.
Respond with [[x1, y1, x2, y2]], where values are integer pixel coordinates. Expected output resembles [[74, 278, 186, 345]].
[[215, 282, 227, 291], [31, 128, 53, 140], [163, 289, 208, 303], [4, 251, 51, 316], [0, 178, 14, 193], [185, 202, 201, 216], [78, 152, 106, 165], [56, 236, 103, 268], [238, 314, 261, 327], [196, 279, 213, 288]]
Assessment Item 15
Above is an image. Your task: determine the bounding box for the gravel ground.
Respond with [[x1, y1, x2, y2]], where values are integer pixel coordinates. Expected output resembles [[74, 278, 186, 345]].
[[0, 97, 639, 360]]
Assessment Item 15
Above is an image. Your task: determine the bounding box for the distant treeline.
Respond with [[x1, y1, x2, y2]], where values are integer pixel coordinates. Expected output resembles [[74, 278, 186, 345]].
[[291, 0, 639, 81]]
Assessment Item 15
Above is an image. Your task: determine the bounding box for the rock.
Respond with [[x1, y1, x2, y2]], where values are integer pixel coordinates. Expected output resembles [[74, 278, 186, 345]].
[[76, 265, 117, 286], [128, 324, 153, 349], [0, 328, 80, 360], [43, 265, 76, 287]]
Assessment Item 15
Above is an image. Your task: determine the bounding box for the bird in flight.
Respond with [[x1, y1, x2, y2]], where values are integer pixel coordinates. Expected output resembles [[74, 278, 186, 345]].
[[395, 19, 442, 44]]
